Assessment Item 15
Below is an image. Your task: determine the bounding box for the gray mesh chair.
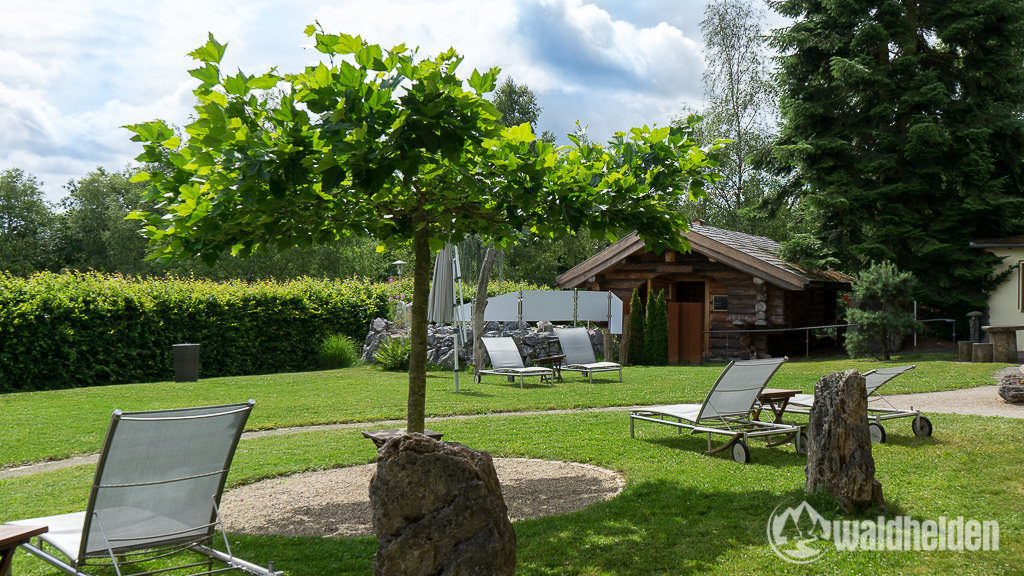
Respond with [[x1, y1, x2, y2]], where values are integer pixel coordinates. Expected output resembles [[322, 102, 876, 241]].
[[477, 337, 553, 388], [781, 364, 933, 443], [630, 358, 804, 463], [5, 401, 280, 576], [555, 327, 622, 384]]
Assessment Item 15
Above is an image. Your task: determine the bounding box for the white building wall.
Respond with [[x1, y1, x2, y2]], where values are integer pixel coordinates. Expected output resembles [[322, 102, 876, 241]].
[[985, 247, 1024, 351]]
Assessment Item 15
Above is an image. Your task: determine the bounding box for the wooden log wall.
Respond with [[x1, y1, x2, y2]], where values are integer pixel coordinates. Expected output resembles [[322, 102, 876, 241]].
[[582, 248, 843, 361]]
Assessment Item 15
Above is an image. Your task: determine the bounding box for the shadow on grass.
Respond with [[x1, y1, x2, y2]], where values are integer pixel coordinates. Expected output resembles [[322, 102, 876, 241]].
[[232, 481, 811, 576], [230, 533, 376, 576], [639, 433, 807, 468], [515, 480, 809, 575], [478, 379, 558, 390], [448, 389, 495, 398], [876, 433, 943, 448]]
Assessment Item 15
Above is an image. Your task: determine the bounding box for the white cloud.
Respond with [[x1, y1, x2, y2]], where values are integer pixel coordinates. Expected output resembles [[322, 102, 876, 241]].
[[0, 0, 707, 201]]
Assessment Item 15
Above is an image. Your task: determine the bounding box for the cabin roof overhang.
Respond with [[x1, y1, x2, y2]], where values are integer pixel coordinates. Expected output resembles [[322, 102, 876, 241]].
[[970, 236, 1024, 249], [556, 225, 853, 292]]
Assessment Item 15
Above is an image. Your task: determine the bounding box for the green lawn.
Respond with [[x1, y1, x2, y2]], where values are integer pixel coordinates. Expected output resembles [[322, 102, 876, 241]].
[[0, 356, 1004, 468], [2, 410, 1022, 575]]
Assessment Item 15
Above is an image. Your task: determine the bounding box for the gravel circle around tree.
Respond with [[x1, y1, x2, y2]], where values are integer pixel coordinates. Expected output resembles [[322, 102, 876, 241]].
[[220, 458, 625, 538]]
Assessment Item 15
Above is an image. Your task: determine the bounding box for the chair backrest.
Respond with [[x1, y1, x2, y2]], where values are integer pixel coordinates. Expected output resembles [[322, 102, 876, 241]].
[[697, 358, 786, 421], [862, 365, 916, 396], [555, 327, 596, 365], [481, 337, 525, 369], [80, 402, 253, 558]]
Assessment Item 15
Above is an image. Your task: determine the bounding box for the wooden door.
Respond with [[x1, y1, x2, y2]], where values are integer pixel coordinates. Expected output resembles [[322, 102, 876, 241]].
[[667, 302, 705, 365]]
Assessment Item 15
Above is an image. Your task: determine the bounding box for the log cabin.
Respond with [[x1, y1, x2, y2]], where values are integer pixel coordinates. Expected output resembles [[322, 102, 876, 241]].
[[556, 221, 854, 363]]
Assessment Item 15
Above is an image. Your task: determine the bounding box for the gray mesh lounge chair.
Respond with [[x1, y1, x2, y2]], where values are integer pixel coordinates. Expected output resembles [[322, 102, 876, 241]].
[[781, 364, 933, 443], [555, 327, 622, 384], [5, 401, 279, 576], [630, 358, 804, 463], [477, 337, 553, 388]]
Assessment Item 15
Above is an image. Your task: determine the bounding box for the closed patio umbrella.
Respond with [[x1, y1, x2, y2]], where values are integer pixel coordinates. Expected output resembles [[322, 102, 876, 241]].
[[427, 244, 466, 390]]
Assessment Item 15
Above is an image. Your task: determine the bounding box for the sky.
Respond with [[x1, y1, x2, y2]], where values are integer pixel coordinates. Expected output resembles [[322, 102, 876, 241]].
[[1, 0, 718, 202]]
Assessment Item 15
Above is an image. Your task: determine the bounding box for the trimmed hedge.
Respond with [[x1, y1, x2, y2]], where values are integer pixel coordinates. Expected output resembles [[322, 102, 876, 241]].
[[0, 273, 389, 392], [0, 273, 544, 392]]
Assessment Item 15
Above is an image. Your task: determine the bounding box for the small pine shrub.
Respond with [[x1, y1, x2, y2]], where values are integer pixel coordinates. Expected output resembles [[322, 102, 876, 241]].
[[845, 261, 919, 360], [628, 288, 646, 365], [318, 334, 360, 369], [374, 336, 411, 371]]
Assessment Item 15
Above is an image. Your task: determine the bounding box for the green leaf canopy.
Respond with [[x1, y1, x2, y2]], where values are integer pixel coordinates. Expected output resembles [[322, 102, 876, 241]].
[[125, 26, 720, 431]]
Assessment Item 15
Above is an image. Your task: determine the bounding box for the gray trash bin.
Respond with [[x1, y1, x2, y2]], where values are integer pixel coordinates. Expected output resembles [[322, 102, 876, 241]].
[[173, 343, 200, 382]]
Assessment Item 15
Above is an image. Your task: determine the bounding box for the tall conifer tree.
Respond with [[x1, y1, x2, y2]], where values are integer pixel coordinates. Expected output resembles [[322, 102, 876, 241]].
[[644, 290, 669, 366], [770, 0, 1024, 315]]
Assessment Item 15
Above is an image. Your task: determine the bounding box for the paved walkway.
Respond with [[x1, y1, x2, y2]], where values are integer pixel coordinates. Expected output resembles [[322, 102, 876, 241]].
[[871, 365, 1023, 419], [4, 366, 1021, 480], [872, 386, 1024, 419]]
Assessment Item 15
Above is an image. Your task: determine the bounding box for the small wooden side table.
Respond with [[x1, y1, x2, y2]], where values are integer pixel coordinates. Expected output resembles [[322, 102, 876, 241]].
[[362, 428, 444, 448], [755, 388, 800, 423], [533, 354, 565, 383], [0, 525, 47, 576]]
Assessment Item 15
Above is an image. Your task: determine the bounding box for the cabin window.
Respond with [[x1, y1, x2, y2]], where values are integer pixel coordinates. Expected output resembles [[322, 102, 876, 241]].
[[712, 296, 729, 311]]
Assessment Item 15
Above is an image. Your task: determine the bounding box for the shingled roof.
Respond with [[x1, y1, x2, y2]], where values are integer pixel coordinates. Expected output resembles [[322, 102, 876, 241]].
[[556, 221, 853, 291]]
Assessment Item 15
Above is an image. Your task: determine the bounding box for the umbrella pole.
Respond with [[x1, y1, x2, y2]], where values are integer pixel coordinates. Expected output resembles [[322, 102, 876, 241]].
[[451, 245, 461, 392]]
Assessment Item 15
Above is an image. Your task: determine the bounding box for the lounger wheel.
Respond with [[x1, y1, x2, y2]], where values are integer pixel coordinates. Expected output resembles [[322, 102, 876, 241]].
[[732, 440, 750, 464], [869, 422, 886, 444], [796, 432, 809, 455], [912, 415, 933, 437]]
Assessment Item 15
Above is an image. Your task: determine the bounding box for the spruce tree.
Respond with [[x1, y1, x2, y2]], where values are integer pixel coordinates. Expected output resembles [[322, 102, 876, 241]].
[[644, 290, 669, 365], [628, 288, 646, 365], [771, 0, 1024, 317]]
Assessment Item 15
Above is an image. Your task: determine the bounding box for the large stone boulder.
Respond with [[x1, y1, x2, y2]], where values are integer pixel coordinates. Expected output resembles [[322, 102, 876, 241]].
[[998, 370, 1024, 404], [369, 434, 516, 576], [805, 370, 885, 511]]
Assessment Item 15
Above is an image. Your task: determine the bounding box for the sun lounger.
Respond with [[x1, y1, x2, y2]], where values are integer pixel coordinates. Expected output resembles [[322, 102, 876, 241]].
[[781, 365, 932, 443], [630, 358, 804, 463], [477, 337, 554, 388], [555, 327, 622, 384], [4, 401, 279, 576]]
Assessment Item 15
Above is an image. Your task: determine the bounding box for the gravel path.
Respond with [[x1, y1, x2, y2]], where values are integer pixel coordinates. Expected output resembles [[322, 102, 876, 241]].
[[219, 458, 625, 538]]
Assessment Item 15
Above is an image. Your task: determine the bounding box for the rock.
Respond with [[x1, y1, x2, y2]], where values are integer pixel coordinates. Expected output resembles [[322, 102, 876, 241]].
[[370, 434, 516, 576], [361, 318, 393, 364], [536, 320, 554, 333], [437, 349, 455, 370], [589, 330, 603, 355], [999, 385, 1024, 404], [998, 373, 1024, 404], [805, 370, 885, 512], [484, 321, 500, 333]]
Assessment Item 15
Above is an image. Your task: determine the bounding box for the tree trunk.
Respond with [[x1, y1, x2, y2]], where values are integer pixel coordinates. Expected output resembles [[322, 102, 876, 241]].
[[473, 247, 498, 373], [407, 222, 431, 433]]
